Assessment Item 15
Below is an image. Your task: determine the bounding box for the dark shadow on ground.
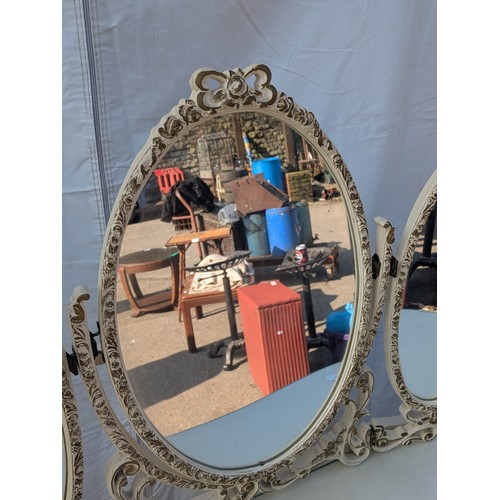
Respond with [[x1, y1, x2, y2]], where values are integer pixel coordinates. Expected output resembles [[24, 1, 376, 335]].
[[126, 287, 338, 410], [127, 341, 230, 410]]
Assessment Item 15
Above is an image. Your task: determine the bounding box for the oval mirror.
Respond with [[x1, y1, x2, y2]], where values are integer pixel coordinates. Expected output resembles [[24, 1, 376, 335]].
[[384, 170, 437, 408], [98, 65, 374, 479], [116, 112, 357, 466]]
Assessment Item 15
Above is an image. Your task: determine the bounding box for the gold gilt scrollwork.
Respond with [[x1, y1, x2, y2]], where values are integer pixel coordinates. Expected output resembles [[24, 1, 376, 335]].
[[388, 184, 437, 422], [62, 351, 84, 500], [391, 193, 437, 405], [75, 64, 378, 498], [67, 286, 212, 491], [310, 368, 374, 468], [190, 64, 277, 110], [372, 173, 437, 453], [106, 452, 156, 500], [369, 402, 437, 452]]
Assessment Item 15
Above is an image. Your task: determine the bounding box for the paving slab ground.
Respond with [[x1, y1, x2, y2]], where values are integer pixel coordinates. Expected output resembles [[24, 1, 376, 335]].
[[116, 197, 356, 438]]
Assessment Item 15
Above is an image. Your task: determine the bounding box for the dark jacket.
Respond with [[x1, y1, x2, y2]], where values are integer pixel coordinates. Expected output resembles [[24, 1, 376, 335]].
[[160, 177, 215, 223]]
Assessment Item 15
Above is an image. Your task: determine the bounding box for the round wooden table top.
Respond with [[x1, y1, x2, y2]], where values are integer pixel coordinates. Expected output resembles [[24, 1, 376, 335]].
[[118, 246, 179, 273]]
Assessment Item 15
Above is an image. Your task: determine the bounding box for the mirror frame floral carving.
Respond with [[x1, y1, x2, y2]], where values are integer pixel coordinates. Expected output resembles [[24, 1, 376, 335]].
[[68, 64, 392, 498], [62, 348, 84, 500]]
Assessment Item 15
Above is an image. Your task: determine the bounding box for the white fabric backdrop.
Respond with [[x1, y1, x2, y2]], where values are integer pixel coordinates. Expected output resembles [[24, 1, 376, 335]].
[[62, 1, 436, 498]]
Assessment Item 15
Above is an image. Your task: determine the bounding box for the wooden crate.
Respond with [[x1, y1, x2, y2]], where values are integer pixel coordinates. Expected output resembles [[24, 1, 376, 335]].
[[285, 170, 313, 201]]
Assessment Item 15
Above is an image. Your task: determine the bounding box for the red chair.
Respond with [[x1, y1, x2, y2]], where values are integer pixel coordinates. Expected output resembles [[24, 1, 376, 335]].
[[154, 167, 184, 195]]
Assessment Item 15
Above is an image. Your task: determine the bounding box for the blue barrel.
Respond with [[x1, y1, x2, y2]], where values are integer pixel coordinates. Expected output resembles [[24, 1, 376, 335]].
[[265, 205, 300, 256], [242, 211, 270, 257], [251, 157, 285, 192], [294, 201, 314, 247]]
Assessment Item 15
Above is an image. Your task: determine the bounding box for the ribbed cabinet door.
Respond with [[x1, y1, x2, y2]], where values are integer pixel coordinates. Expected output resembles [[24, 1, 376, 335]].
[[258, 300, 310, 394], [239, 286, 310, 396]]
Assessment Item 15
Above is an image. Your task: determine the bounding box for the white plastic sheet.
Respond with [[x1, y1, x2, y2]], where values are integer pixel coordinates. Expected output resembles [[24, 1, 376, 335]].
[[62, 1, 436, 497]]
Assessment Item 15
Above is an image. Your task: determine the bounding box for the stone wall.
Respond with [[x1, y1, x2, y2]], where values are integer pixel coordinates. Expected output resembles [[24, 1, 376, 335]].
[[157, 112, 302, 176]]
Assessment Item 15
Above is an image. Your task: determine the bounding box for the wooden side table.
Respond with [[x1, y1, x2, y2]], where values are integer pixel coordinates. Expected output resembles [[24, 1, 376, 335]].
[[118, 247, 179, 317]]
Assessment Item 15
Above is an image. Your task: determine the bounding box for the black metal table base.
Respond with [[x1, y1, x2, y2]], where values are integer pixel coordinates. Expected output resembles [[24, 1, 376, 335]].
[[187, 250, 251, 371], [408, 257, 436, 280], [275, 247, 332, 342], [209, 338, 246, 370], [306, 334, 330, 350]]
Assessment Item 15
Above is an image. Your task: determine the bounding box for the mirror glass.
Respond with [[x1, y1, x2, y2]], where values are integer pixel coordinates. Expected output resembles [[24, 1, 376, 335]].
[[115, 111, 357, 466], [398, 204, 437, 400]]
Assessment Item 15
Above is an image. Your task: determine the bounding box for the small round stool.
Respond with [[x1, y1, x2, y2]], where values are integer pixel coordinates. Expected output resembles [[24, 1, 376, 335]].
[[118, 246, 179, 317]]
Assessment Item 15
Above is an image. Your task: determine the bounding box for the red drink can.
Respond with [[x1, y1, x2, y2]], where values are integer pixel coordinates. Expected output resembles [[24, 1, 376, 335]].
[[294, 244, 308, 264]]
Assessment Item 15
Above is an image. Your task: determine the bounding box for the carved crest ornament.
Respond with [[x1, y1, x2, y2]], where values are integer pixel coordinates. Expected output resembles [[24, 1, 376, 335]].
[[62, 64, 436, 499]]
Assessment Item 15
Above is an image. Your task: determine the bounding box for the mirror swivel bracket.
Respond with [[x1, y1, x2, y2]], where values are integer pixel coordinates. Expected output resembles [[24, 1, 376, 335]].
[[389, 256, 398, 278], [372, 254, 398, 279], [65, 322, 103, 376], [371, 254, 381, 279]]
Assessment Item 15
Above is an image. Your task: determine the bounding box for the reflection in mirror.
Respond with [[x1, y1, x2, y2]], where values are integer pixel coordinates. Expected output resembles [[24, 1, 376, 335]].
[[398, 309, 436, 400], [404, 204, 437, 311], [115, 111, 356, 466], [399, 204, 437, 400]]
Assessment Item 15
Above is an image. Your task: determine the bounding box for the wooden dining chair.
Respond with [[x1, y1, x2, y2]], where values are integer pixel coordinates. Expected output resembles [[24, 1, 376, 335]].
[[171, 189, 207, 259], [179, 251, 254, 363]]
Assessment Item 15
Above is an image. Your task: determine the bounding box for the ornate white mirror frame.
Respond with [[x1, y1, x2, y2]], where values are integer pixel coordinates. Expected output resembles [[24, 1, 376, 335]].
[[67, 64, 397, 498], [62, 345, 84, 500], [370, 170, 437, 451]]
